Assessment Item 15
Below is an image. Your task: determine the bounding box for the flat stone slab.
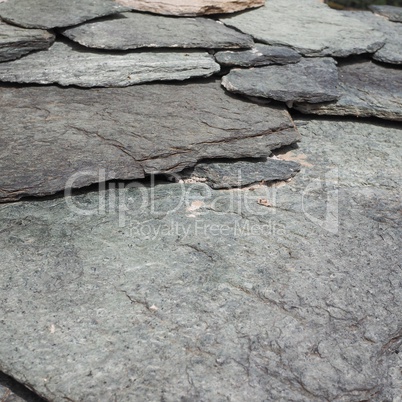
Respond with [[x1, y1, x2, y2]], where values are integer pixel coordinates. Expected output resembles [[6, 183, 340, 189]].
[[222, 58, 339, 104], [214, 44, 301, 67], [0, 41, 220, 87], [0, 80, 300, 202], [61, 12, 253, 50], [0, 118, 401, 401], [0, 20, 54, 62], [369, 5, 402, 22], [220, 0, 385, 57], [115, 0, 264, 16], [295, 60, 402, 121], [185, 157, 301, 188], [0, 0, 128, 29]]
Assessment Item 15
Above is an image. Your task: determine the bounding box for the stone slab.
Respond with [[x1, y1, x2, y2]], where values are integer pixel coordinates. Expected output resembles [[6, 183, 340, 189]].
[[295, 60, 402, 121], [115, 0, 265, 16], [0, 80, 300, 202], [220, 0, 385, 57], [61, 12, 253, 50], [222, 58, 339, 104], [0, 118, 401, 401], [0, 40, 220, 87], [0, 0, 128, 29], [0, 20, 54, 62], [369, 5, 402, 22], [214, 44, 301, 67]]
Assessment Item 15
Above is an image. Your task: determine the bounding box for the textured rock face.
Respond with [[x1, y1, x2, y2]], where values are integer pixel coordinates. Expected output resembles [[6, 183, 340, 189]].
[[0, 20, 54, 62], [222, 58, 339, 104], [61, 12, 254, 50], [214, 44, 301, 67], [0, 41, 220, 87], [0, 118, 401, 402], [295, 60, 402, 121], [115, 0, 265, 16], [220, 0, 385, 57], [369, 5, 402, 23], [0, 80, 299, 202]]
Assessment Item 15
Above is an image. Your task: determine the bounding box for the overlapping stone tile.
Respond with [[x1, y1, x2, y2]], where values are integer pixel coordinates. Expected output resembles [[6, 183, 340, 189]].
[[0, 20, 54, 62], [220, 0, 385, 57], [61, 12, 253, 50], [295, 60, 402, 121], [0, 0, 128, 29], [222, 58, 339, 104], [0, 80, 300, 202], [115, 0, 264, 16], [369, 4, 402, 23]]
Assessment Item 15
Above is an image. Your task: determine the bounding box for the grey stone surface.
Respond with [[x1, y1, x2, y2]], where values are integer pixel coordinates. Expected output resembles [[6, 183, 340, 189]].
[[115, 0, 265, 16], [295, 60, 402, 121], [61, 12, 253, 50], [0, 118, 401, 401], [214, 44, 301, 67], [0, 40, 220, 87], [184, 157, 301, 188], [0, 80, 299, 202], [369, 4, 402, 22], [0, 20, 54, 62], [222, 58, 339, 104], [220, 0, 385, 57], [0, 0, 128, 29]]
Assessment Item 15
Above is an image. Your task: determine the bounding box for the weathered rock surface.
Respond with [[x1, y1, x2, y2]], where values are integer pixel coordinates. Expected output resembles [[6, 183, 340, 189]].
[[115, 0, 264, 16], [0, 40, 220, 87], [61, 12, 253, 50], [369, 4, 402, 22], [0, 80, 299, 202], [214, 44, 301, 67], [220, 0, 385, 57], [0, 0, 128, 29], [0, 118, 401, 401], [222, 58, 339, 104], [0, 20, 54, 62], [185, 157, 301, 188], [295, 60, 402, 121]]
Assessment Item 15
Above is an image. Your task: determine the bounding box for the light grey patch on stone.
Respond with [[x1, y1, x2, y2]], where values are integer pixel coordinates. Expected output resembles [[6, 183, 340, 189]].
[[220, 0, 385, 57], [184, 157, 301, 188], [0, 20, 54, 62], [369, 4, 402, 23], [222, 58, 339, 103], [0, 80, 299, 202], [0, 0, 129, 29], [214, 44, 301, 67], [60, 12, 254, 50], [0, 40, 220, 87], [0, 119, 401, 402], [295, 60, 402, 121]]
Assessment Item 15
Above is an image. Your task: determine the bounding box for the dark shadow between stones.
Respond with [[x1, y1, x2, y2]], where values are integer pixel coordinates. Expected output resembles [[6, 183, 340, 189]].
[[0, 371, 47, 402]]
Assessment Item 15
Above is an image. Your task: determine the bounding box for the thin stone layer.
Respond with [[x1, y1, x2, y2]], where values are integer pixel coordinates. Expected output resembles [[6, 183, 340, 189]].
[[220, 0, 385, 57], [0, 41, 220, 87], [0, 80, 300, 202], [369, 5, 402, 22], [61, 12, 254, 50]]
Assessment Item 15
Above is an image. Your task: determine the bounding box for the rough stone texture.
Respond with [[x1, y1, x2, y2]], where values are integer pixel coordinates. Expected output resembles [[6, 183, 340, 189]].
[[222, 58, 339, 104], [0, 40, 220, 87], [0, 20, 54, 62], [0, 118, 401, 401], [369, 4, 402, 23], [115, 0, 265, 16], [0, 0, 128, 29], [342, 11, 402, 65], [295, 60, 402, 121], [220, 0, 385, 57], [184, 157, 301, 188], [0, 80, 299, 202], [214, 44, 301, 67], [61, 12, 253, 50]]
